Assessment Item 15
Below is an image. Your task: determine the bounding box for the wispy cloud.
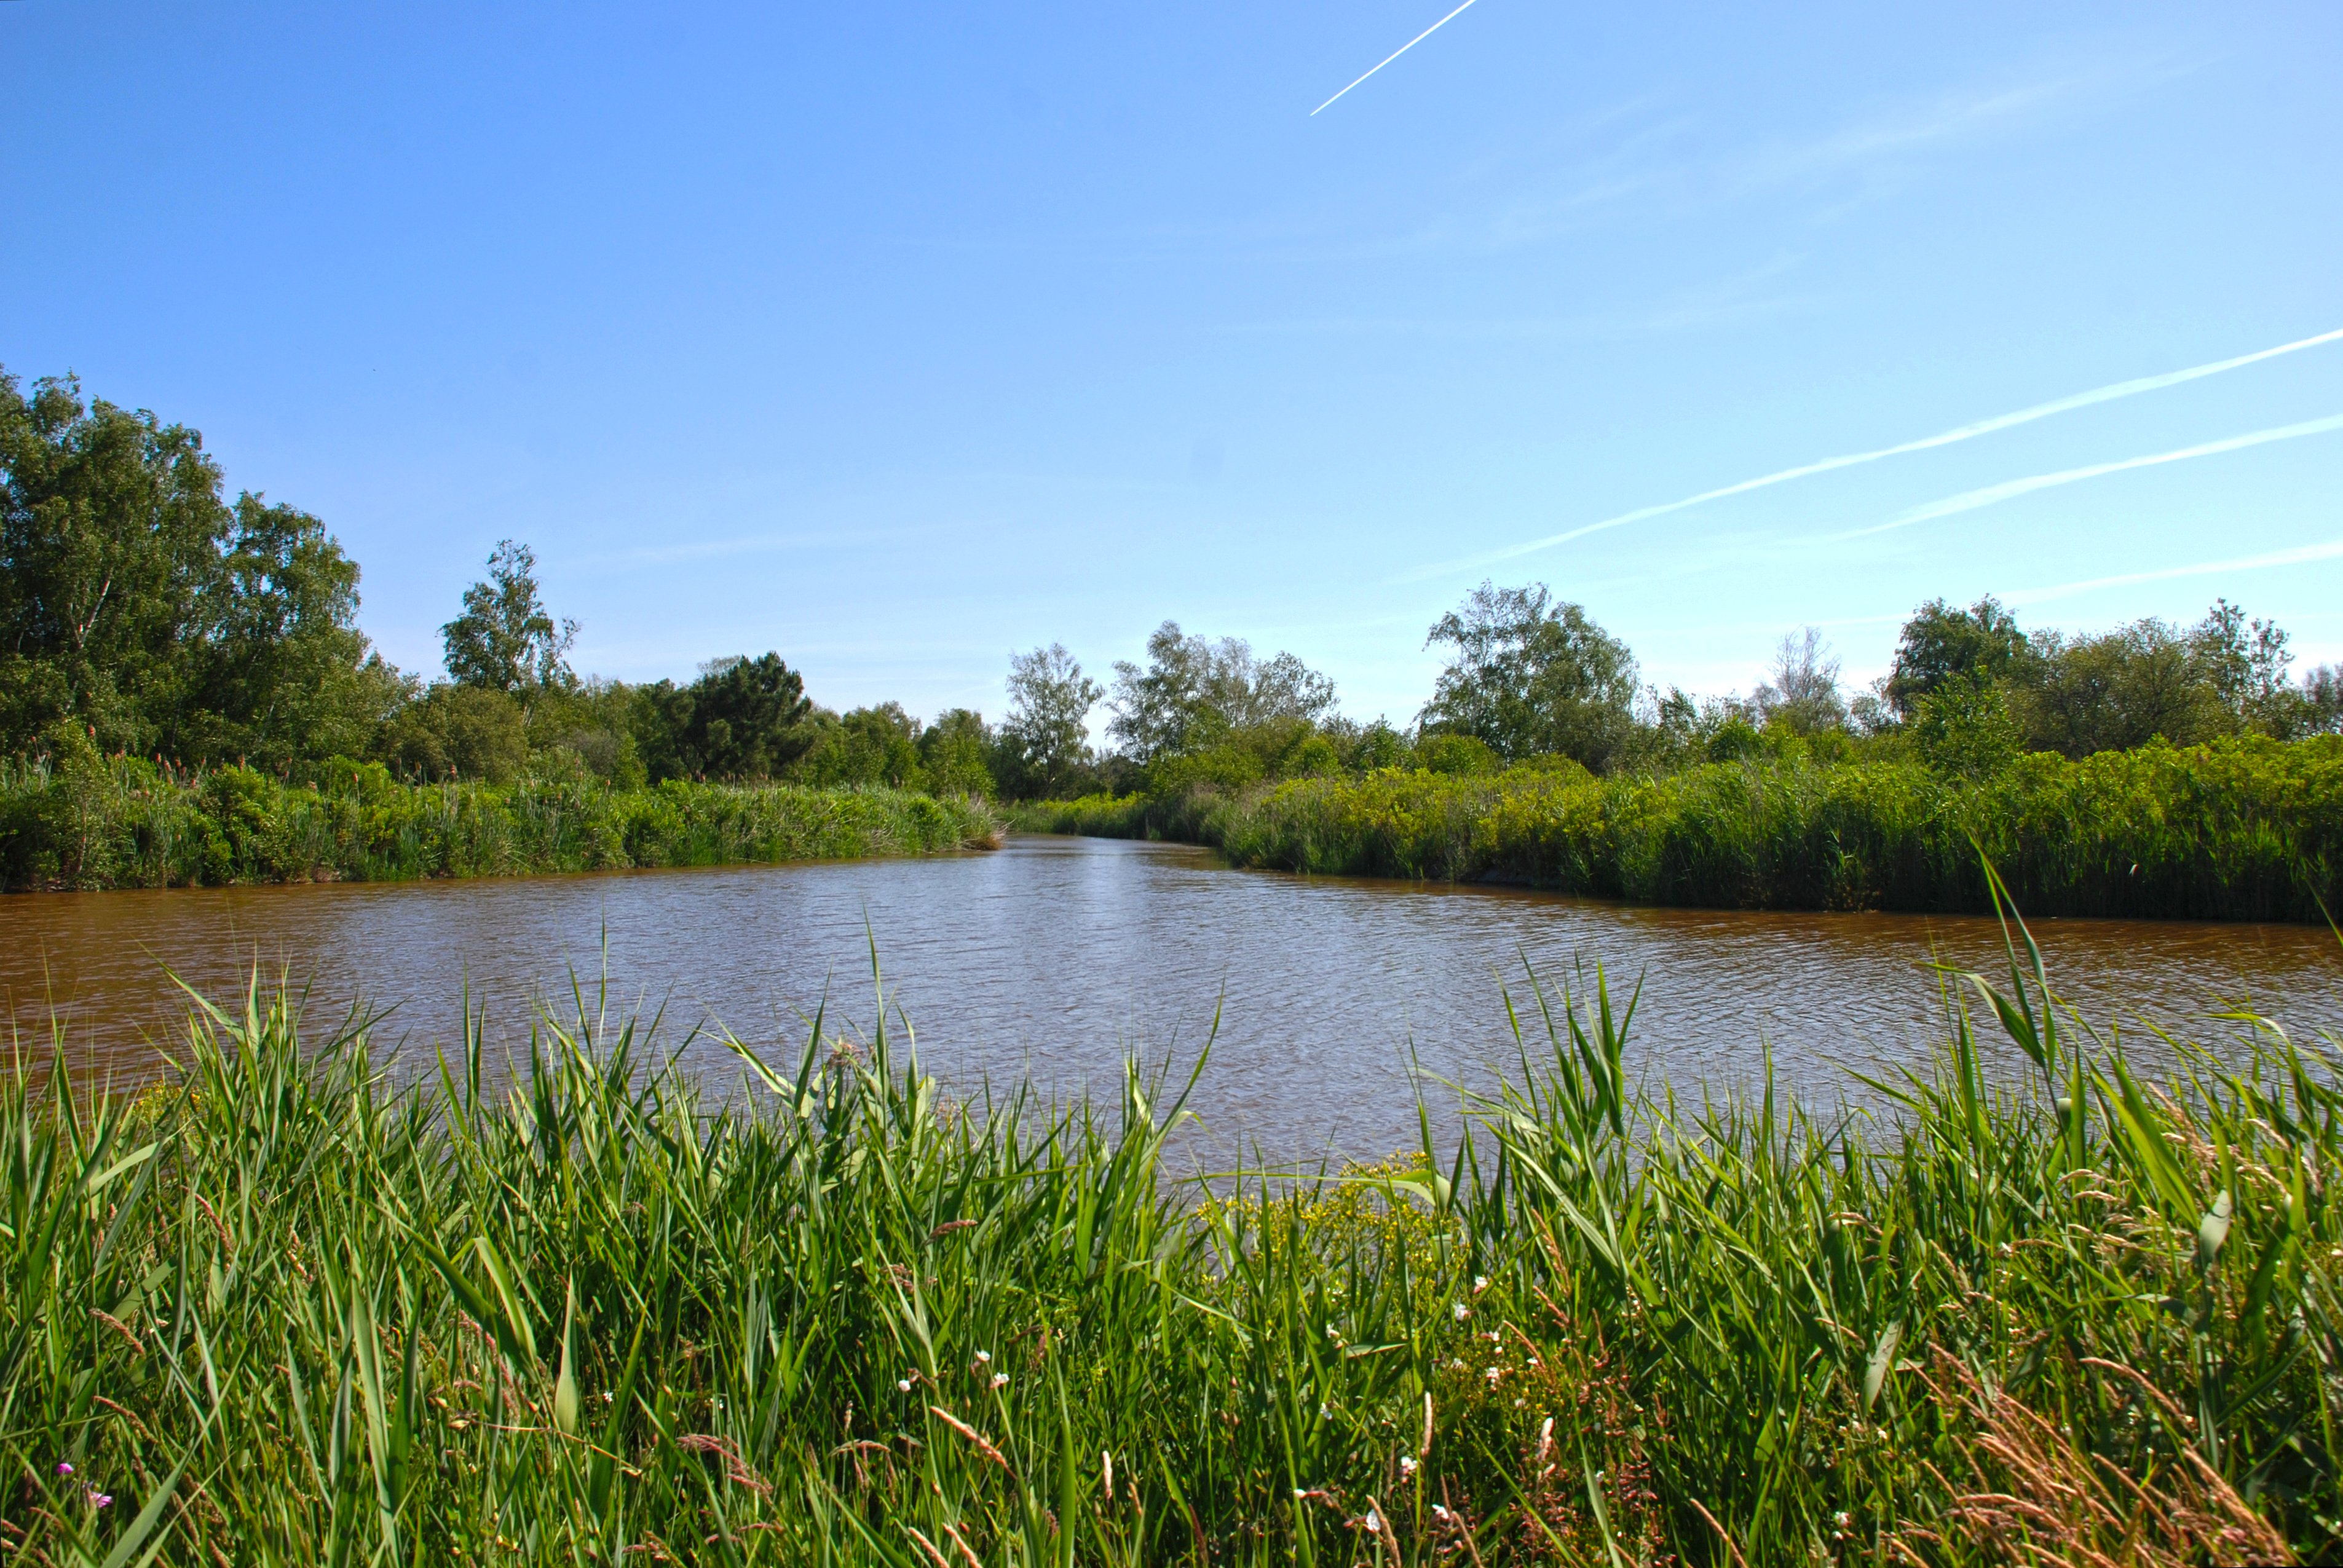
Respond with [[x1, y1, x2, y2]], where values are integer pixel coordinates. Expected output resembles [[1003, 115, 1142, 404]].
[[2004, 539, 2343, 609], [1364, 51, 2184, 261], [1222, 253, 1816, 341], [1403, 325, 2343, 580], [1826, 411, 2343, 542]]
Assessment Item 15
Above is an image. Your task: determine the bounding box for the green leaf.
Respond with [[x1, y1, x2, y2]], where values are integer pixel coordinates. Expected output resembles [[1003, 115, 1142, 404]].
[[1862, 1321, 1902, 1413], [554, 1277, 581, 1438]]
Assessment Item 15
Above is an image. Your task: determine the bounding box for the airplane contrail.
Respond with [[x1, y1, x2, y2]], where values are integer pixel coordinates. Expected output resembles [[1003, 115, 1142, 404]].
[[1828, 411, 2343, 540], [1408, 323, 2343, 578], [2004, 538, 2343, 608], [1312, 0, 1486, 116]]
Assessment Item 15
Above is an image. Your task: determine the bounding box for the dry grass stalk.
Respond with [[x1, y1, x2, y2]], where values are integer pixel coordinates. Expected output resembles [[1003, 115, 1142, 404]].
[[1903, 1352, 2291, 1567]]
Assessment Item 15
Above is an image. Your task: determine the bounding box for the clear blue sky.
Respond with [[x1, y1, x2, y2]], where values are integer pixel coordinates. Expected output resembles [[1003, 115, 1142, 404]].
[[6, 1, 2338, 726]]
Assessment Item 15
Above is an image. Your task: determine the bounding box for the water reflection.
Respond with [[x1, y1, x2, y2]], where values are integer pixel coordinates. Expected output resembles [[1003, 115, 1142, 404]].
[[2, 835, 2335, 1164]]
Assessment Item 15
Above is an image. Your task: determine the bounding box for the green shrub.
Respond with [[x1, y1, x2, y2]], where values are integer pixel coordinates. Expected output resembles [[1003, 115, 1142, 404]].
[[1038, 736, 2343, 921], [0, 759, 1002, 890]]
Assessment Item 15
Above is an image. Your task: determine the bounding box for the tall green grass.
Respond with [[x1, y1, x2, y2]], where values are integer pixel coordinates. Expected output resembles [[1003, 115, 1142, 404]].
[[1021, 736, 2343, 921], [0, 754, 1002, 890], [6, 889, 2339, 1561]]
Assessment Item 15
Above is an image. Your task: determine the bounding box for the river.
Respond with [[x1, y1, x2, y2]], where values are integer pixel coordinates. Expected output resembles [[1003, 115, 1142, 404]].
[[3, 833, 2336, 1165]]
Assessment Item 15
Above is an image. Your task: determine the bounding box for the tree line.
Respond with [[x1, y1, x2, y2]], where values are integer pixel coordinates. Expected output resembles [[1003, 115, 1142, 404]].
[[8, 366, 2337, 803]]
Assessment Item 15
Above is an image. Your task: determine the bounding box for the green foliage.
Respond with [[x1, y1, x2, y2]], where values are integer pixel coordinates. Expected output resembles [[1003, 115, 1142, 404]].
[[1416, 731, 1500, 776], [0, 757, 1000, 889], [665, 652, 817, 780], [1057, 736, 2343, 920], [918, 707, 998, 798], [1000, 643, 1102, 798], [1885, 595, 2031, 718], [1420, 581, 1641, 768], [1884, 595, 2323, 761], [1910, 671, 2022, 778], [377, 684, 531, 783], [797, 702, 927, 789], [440, 538, 576, 695], [1750, 626, 1849, 736], [2018, 617, 2232, 757], [6, 918, 2335, 1560], [1107, 621, 1337, 764], [0, 369, 392, 765], [1352, 718, 1413, 771]]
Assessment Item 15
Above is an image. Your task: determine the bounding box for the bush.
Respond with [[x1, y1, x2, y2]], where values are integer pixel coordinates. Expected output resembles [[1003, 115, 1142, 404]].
[[0, 758, 1003, 890], [377, 685, 531, 782], [1038, 736, 2343, 921]]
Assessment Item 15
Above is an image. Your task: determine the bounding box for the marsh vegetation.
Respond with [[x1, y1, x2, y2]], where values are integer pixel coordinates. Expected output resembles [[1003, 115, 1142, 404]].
[[6, 896, 2339, 1562]]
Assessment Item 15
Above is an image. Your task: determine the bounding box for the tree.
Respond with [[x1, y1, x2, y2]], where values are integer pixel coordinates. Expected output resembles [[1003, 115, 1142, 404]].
[[1002, 644, 1101, 797], [0, 371, 230, 754], [441, 540, 576, 696], [1750, 628, 1846, 735], [1, 368, 396, 765], [1108, 622, 1337, 763], [2018, 618, 2227, 757], [181, 494, 401, 766], [2192, 597, 2293, 733], [1910, 671, 2021, 776], [1418, 582, 1639, 768], [676, 653, 815, 779], [2298, 666, 2343, 736], [1884, 597, 2031, 719], [377, 684, 529, 782], [919, 707, 997, 798], [797, 703, 926, 789]]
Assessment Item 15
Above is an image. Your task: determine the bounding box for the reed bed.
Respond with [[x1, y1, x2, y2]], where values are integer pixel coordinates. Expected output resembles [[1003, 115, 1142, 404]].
[[0, 755, 1002, 890], [1019, 735, 2343, 921], [6, 890, 2341, 1562]]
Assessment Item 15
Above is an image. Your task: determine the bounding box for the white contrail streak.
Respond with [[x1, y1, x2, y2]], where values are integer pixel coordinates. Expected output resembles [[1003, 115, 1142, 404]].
[[1828, 411, 2343, 540], [2005, 538, 2343, 607], [1312, 0, 1486, 116], [1409, 324, 2343, 578]]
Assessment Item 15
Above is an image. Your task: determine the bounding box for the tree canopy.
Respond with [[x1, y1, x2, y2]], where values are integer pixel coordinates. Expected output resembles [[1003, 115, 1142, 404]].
[[1418, 581, 1640, 768], [1002, 644, 1100, 797], [441, 540, 576, 696], [1108, 623, 1335, 763], [0, 369, 394, 766]]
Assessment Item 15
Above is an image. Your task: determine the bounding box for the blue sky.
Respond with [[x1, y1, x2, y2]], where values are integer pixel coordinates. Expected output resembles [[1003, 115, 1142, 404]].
[[5, 1, 2338, 727]]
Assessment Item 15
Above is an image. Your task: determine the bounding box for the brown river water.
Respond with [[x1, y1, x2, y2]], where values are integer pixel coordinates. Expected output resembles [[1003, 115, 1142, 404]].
[[3, 833, 2337, 1165]]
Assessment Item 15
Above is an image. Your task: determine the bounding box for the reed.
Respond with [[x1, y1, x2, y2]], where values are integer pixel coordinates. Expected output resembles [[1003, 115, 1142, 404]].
[[1025, 735, 2343, 921], [4, 882, 2339, 1561], [0, 755, 1002, 890]]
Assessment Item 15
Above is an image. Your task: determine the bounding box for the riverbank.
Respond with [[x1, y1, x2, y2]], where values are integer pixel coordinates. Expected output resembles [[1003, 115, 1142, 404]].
[[1014, 734, 2343, 921], [0, 755, 1001, 889], [9, 925, 2330, 1564]]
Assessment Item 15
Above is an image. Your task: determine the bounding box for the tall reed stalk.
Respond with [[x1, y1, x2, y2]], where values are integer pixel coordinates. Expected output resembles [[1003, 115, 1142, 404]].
[[4, 891, 2337, 1561]]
